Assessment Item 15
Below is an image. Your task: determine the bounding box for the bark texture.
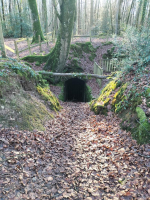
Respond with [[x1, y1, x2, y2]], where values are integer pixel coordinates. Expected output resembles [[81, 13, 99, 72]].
[[42, 0, 48, 33], [28, 0, 45, 43], [0, 14, 6, 58], [37, 71, 108, 79], [44, 0, 76, 73], [141, 0, 148, 26], [115, 0, 122, 35]]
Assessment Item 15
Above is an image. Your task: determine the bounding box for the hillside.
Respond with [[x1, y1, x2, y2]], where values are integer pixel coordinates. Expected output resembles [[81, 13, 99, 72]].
[[91, 64, 150, 144], [0, 58, 61, 131]]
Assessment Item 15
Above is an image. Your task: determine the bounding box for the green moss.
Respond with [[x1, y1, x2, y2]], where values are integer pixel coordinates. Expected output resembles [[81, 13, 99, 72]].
[[21, 62, 32, 68], [37, 85, 61, 111], [22, 54, 49, 64], [35, 61, 40, 66], [0, 60, 39, 81], [102, 47, 115, 59], [90, 80, 117, 114], [44, 36, 62, 71], [102, 41, 113, 46], [64, 58, 83, 73], [85, 85, 92, 102], [89, 53, 96, 61], [59, 88, 65, 101], [146, 88, 150, 97], [17, 97, 53, 131], [28, 0, 45, 43], [70, 42, 97, 60], [70, 44, 82, 57], [76, 42, 96, 54], [112, 83, 128, 113], [0, 91, 53, 131], [136, 107, 150, 144], [0, 59, 61, 131]]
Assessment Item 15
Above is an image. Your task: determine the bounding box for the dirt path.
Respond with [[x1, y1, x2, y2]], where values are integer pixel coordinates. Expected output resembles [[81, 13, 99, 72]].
[[1, 102, 150, 200]]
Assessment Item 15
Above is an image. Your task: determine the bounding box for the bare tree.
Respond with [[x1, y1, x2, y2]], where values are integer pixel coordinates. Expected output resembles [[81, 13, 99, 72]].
[[141, 0, 148, 26], [0, 14, 6, 58], [115, 0, 122, 35], [90, 0, 94, 35], [42, 0, 48, 33], [135, 0, 142, 28]]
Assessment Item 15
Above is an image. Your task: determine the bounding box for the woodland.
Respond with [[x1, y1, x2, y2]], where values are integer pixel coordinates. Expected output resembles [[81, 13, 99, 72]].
[[0, 0, 150, 199]]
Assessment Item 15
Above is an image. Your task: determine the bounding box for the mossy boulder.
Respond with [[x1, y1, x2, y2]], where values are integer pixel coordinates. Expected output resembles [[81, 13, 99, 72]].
[[136, 107, 150, 144], [90, 80, 117, 114]]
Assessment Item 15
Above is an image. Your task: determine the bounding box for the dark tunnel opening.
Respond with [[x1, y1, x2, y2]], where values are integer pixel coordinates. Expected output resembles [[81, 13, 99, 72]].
[[64, 78, 86, 102]]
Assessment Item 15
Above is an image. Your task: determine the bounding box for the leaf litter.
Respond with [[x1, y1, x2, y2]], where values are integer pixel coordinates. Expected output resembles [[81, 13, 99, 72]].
[[1, 37, 150, 199], [0, 101, 150, 200]]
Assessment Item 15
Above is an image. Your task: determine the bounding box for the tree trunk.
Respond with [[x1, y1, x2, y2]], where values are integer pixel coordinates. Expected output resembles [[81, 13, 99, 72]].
[[16, 0, 23, 37], [28, 0, 45, 43], [0, 14, 6, 58], [42, 0, 48, 33], [85, 0, 87, 34], [126, 0, 134, 26], [135, 0, 142, 28], [141, 0, 148, 26], [44, 0, 76, 73], [1, 0, 6, 31], [9, 0, 12, 24], [78, 0, 81, 35], [109, 0, 114, 34], [115, 0, 122, 35], [146, 3, 150, 27], [90, 0, 94, 35]]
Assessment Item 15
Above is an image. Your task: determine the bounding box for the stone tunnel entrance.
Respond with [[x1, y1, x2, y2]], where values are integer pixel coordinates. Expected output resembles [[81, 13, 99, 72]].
[[64, 78, 86, 102]]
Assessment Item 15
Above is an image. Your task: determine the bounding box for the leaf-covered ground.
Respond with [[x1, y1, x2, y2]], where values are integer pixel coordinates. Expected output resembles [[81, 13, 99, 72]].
[[1, 102, 150, 200]]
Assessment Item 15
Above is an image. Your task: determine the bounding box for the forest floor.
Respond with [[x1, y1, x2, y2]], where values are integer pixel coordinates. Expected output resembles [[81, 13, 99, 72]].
[[1, 37, 150, 199], [1, 102, 150, 199]]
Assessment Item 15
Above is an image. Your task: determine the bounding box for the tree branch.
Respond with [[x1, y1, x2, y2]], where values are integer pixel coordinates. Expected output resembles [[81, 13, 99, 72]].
[[52, 0, 61, 22], [37, 71, 109, 79]]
